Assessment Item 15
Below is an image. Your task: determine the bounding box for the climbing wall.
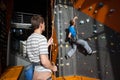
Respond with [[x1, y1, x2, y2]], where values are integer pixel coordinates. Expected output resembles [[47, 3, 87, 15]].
[[54, 0, 77, 77], [73, 0, 120, 32], [75, 10, 114, 80], [54, 0, 120, 80]]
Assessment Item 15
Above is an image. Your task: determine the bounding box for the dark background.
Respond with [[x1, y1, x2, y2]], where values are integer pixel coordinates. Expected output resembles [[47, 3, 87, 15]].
[[13, 0, 47, 16]]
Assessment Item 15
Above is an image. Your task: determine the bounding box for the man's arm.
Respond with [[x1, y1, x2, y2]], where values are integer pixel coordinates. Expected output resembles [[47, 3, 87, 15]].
[[40, 54, 57, 72], [72, 16, 78, 23], [68, 32, 71, 38], [47, 37, 53, 47]]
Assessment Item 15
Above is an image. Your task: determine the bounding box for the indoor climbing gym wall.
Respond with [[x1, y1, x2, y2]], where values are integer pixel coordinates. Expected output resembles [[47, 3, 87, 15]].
[[73, 0, 120, 32], [54, 0, 77, 77], [54, 0, 120, 80]]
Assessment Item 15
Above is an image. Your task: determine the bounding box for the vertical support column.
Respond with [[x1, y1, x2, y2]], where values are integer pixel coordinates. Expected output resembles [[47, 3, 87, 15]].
[[56, 4, 61, 77]]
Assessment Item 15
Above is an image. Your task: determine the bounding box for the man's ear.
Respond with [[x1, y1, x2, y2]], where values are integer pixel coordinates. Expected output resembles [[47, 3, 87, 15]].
[[39, 23, 42, 28]]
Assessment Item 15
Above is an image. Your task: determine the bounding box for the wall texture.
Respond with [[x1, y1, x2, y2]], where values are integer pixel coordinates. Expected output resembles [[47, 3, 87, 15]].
[[73, 0, 120, 32]]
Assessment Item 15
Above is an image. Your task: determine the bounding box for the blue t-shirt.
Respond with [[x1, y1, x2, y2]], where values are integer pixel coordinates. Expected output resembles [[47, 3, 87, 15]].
[[68, 25, 77, 38]]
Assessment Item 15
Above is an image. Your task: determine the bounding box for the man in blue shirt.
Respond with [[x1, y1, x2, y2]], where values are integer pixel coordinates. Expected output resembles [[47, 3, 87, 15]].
[[65, 16, 96, 59]]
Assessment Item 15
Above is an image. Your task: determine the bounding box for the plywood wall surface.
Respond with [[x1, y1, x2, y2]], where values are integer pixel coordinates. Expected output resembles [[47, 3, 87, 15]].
[[73, 0, 120, 32]]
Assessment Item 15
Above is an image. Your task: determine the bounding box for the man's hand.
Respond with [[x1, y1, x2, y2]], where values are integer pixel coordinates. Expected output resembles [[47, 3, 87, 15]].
[[51, 62, 57, 72], [74, 16, 78, 20], [48, 37, 53, 46], [52, 65, 57, 72], [73, 16, 78, 24]]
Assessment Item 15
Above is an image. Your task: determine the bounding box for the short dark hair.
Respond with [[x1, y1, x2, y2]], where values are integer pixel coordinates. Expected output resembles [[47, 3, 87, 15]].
[[69, 19, 74, 26], [31, 15, 44, 30]]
